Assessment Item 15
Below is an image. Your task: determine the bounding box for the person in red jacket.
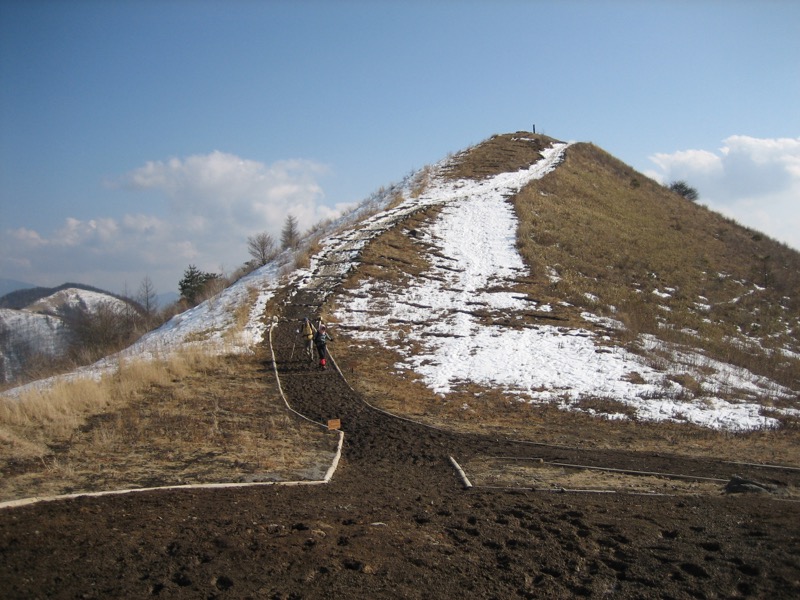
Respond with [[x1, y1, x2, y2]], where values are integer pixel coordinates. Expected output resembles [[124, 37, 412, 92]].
[[314, 324, 333, 370]]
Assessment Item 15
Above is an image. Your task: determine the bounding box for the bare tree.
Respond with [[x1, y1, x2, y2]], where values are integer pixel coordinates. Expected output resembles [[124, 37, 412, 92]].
[[280, 215, 300, 250], [68, 301, 136, 363], [137, 275, 158, 327], [247, 232, 276, 266]]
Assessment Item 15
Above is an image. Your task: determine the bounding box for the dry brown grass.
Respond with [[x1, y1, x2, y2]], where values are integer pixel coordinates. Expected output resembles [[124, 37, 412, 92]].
[[0, 350, 339, 503], [463, 457, 732, 496], [443, 132, 558, 180], [513, 142, 800, 389], [226, 285, 261, 341], [328, 134, 800, 466]]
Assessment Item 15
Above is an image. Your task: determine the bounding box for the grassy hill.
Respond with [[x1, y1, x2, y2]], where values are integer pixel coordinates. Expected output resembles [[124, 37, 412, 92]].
[[1, 132, 799, 503], [512, 140, 799, 386], [328, 132, 799, 457]]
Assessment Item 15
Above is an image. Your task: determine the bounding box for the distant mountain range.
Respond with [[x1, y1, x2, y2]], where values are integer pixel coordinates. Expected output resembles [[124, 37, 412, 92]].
[[0, 285, 137, 385], [0, 280, 178, 311], [0, 278, 36, 298], [0, 282, 129, 311]]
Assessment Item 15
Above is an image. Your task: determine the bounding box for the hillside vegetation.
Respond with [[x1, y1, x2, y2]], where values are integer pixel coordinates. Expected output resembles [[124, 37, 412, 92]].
[[513, 141, 799, 389], [330, 132, 800, 459], [2, 132, 799, 503]]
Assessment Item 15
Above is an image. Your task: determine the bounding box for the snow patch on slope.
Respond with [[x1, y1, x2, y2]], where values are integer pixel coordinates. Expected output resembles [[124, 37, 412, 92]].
[[3, 262, 282, 396], [27, 288, 129, 316], [0, 309, 72, 383], [334, 143, 797, 431], [5, 138, 796, 434]]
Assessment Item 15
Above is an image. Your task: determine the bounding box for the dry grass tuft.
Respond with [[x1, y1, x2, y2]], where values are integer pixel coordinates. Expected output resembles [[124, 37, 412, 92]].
[[1, 378, 111, 452], [0, 349, 338, 502], [464, 457, 735, 496]]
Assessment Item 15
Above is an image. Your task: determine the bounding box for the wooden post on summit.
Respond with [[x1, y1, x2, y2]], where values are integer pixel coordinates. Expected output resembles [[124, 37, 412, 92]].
[[532, 124, 536, 134], [327, 419, 341, 431]]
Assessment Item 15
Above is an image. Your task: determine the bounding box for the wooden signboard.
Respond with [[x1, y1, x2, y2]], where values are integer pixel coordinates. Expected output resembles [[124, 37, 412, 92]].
[[327, 419, 341, 431]]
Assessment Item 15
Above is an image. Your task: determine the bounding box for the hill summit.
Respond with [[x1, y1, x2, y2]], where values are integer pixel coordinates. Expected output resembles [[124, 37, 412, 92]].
[[3, 133, 800, 600], [318, 132, 800, 432], [8, 132, 798, 430]]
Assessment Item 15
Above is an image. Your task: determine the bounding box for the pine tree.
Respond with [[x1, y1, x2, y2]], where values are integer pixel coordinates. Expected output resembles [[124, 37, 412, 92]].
[[179, 265, 218, 305], [280, 215, 300, 250]]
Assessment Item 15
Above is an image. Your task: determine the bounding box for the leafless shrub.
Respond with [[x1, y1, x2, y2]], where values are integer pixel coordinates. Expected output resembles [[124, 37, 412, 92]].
[[247, 232, 277, 266]]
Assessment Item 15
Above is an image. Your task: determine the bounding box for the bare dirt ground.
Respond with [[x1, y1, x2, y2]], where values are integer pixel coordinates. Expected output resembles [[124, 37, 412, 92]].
[[1, 285, 800, 599]]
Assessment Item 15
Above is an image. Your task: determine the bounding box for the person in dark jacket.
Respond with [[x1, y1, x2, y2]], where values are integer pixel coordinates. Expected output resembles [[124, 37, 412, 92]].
[[314, 324, 332, 369]]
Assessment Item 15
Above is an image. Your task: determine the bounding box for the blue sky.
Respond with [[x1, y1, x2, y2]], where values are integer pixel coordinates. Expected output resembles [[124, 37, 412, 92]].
[[1, 0, 798, 297]]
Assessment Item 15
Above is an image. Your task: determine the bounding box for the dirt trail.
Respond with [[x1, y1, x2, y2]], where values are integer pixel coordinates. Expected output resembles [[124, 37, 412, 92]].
[[3, 276, 798, 599]]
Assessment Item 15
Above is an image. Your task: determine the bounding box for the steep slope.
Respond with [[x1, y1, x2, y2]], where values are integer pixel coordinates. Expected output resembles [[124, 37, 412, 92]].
[[2, 133, 800, 600], [328, 134, 800, 433], [515, 142, 800, 377]]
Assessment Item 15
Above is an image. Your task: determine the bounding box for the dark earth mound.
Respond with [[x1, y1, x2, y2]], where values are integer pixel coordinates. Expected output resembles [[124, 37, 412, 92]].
[[1, 289, 799, 599]]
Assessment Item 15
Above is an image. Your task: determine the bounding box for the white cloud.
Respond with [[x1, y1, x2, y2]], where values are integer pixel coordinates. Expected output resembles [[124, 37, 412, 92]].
[[121, 213, 164, 235], [647, 136, 800, 251], [648, 149, 722, 181], [121, 151, 331, 233], [1, 152, 344, 294], [55, 217, 120, 246]]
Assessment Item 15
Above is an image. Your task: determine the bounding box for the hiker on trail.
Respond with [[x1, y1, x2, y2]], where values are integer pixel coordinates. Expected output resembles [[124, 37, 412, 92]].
[[314, 324, 333, 370], [300, 317, 315, 361]]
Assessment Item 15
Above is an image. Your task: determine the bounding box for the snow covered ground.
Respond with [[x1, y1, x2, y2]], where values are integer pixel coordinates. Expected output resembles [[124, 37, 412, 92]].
[[0, 308, 72, 383], [0, 287, 133, 384], [333, 143, 799, 431], [2, 262, 284, 395], [5, 139, 798, 432], [26, 288, 130, 316]]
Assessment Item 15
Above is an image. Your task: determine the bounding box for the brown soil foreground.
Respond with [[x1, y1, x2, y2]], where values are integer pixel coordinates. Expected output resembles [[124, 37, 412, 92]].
[[1, 289, 799, 599]]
